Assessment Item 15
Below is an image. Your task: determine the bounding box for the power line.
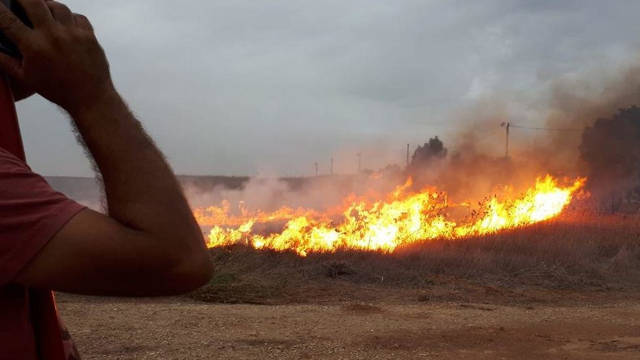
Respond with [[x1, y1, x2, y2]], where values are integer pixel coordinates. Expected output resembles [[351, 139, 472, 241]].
[[501, 121, 585, 159], [473, 127, 504, 144]]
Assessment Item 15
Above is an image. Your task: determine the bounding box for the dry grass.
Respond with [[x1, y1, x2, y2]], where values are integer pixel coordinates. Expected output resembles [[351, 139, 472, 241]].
[[191, 212, 640, 304]]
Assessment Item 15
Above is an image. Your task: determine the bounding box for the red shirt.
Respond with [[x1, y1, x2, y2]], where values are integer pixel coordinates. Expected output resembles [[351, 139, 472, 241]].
[[0, 146, 85, 359]]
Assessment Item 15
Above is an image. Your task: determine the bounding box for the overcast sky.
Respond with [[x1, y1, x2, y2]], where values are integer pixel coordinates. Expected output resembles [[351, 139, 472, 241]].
[[15, 0, 640, 177]]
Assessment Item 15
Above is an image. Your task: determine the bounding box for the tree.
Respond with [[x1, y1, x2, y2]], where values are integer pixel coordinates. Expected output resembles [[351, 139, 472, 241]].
[[410, 136, 447, 169], [580, 106, 640, 210]]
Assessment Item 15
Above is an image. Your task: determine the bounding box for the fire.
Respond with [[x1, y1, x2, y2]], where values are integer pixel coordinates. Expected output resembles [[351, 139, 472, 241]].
[[197, 175, 586, 256]]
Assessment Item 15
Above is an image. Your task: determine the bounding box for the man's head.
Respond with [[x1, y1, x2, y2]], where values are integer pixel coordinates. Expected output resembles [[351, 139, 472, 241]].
[[0, 0, 32, 58]]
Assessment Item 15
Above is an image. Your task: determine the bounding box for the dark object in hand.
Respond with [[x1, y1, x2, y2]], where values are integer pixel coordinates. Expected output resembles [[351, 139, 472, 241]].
[[0, 0, 32, 58]]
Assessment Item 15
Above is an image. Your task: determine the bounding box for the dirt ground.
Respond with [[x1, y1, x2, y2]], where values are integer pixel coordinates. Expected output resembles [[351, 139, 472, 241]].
[[57, 294, 640, 360]]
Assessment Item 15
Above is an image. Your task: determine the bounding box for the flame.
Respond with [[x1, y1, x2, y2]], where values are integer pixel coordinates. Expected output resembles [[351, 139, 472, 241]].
[[197, 175, 586, 256]]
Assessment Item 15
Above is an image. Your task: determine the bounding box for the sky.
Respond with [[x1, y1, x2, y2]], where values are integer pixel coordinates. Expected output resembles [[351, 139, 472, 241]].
[[15, 0, 640, 177]]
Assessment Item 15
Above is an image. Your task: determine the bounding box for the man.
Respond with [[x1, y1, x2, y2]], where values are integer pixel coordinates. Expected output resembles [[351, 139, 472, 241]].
[[0, 0, 213, 358]]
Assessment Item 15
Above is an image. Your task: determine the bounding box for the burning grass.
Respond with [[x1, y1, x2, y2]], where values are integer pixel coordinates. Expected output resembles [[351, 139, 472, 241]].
[[199, 175, 586, 256], [191, 213, 640, 304]]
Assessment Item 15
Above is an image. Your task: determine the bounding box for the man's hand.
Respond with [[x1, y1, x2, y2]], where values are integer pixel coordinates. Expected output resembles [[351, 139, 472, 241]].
[[0, 0, 113, 114]]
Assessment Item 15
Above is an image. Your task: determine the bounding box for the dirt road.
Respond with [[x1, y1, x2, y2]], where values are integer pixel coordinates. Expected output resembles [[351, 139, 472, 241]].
[[57, 295, 640, 359]]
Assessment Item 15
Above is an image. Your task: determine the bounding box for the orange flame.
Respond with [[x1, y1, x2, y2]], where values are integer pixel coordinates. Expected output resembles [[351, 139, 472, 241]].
[[197, 175, 586, 256]]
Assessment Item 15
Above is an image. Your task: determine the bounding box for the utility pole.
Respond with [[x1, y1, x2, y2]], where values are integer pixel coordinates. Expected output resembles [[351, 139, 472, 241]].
[[314, 162, 319, 177], [406, 143, 410, 167], [357, 152, 362, 173], [330, 157, 334, 176], [501, 122, 510, 158]]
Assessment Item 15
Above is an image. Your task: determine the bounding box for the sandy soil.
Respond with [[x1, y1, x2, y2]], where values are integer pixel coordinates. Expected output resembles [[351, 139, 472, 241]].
[[57, 295, 640, 360]]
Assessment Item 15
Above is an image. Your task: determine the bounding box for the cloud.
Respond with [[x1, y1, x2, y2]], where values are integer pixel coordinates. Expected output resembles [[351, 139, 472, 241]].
[[15, 0, 640, 176]]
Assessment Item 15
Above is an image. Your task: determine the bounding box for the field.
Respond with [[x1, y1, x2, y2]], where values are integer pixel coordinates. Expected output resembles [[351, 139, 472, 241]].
[[57, 212, 640, 359]]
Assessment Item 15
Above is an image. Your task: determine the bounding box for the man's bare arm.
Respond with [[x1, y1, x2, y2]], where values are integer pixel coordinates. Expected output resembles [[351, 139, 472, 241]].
[[0, 0, 212, 295]]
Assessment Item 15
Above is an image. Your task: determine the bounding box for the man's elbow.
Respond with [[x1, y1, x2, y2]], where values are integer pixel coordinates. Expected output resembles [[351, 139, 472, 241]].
[[189, 251, 214, 290], [152, 234, 213, 295], [170, 249, 213, 294]]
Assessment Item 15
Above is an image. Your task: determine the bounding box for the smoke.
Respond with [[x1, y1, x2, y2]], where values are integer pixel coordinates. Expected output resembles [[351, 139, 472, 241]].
[[402, 97, 555, 202], [183, 172, 406, 217], [524, 58, 640, 204], [403, 57, 640, 203], [542, 59, 640, 167], [184, 56, 640, 216]]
